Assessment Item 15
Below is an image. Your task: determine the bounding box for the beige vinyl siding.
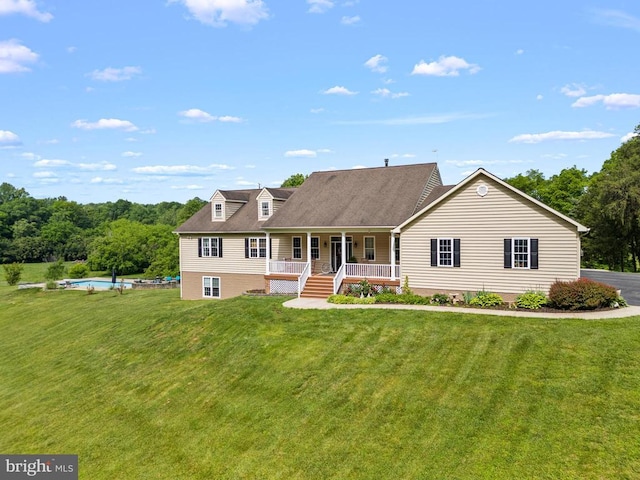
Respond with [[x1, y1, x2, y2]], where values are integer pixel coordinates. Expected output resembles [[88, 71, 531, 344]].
[[350, 233, 391, 264], [181, 271, 264, 300], [273, 199, 286, 214], [257, 190, 273, 220], [400, 176, 581, 295], [413, 166, 443, 213], [180, 234, 270, 275], [225, 201, 244, 219], [210, 191, 226, 222]]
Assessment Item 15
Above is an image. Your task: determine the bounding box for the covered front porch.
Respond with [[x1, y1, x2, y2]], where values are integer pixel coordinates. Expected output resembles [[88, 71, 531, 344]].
[[263, 231, 401, 297]]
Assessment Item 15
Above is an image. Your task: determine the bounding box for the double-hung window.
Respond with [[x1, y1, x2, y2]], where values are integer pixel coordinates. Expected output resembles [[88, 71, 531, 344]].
[[198, 237, 223, 257], [292, 237, 302, 259], [261, 201, 270, 218], [430, 238, 461, 267], [213, 203, 223, 219], [438, 238, 453, 266], [311, 237, 320, 260], [364, 236, 375, 261], [203, 276, 220, 298], [245, 237, 268, 258], [504, 238, 538, 269]]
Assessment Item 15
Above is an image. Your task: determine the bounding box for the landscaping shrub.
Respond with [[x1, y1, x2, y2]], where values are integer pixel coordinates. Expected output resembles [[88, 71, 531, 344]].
[[431, 293, 451, 305], [462, 291, 475, 304], [327, 294, 375, 305], [469, 291, 504, 308], [515, 291, 548, 310], [67, 263, 90, 278], [3, 262, 24, 286], [375, 293, 432, 305], [44, 259, 65, 281], [548, 278, 618, 310]]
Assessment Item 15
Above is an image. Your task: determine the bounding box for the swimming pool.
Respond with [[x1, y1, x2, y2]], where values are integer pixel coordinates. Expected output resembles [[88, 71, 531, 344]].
[[69, 280, 133, 289]]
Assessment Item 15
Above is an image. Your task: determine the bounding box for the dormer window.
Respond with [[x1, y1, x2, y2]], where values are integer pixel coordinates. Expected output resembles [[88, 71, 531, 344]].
[[214, 202, 223, 219], [261, 201, 270, 218]]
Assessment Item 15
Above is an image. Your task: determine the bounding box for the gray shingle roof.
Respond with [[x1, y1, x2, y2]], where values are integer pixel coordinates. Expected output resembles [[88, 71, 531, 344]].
[[175, 188, 296, 233], [263, 163, 439, 229], [176, 163, 440, 234]]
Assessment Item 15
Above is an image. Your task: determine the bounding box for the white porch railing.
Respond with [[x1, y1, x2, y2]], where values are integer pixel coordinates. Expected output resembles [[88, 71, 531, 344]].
[[333, 263, 346, 294], [269, 260, 308, 275], [298, 262, 311, 298], [344, 263, 400, 279]]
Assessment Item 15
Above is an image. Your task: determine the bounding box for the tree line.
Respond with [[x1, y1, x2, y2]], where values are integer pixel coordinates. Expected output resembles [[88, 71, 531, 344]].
[[1, 123, 638, 275], [503, 124, 640, 272], [0, 189, 206, 277]]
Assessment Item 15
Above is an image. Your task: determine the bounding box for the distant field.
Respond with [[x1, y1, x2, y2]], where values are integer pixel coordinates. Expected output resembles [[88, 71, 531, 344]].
[[1, 285, 639, 479]]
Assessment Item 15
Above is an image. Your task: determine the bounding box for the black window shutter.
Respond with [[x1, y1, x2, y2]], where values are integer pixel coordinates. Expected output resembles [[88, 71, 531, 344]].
[[218, 238, 223, 258], [198, 238, 202, 257], [504, 239, 512, 268], [430, 239, 437, 267], [269, 238, 272, 259], [453, 238, 461, 267], [244, 238, 249, 258], [530, 238, 539, 269]]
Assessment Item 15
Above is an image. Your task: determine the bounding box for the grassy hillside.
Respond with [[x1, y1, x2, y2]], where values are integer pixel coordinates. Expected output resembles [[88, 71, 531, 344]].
[[1, 286, 639, 479]]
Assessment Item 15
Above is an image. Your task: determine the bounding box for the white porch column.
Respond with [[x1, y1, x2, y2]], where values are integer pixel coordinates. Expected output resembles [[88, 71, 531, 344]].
[[265, 232, 271, 275], [341, 231, 346, 269], [391, 233, 396, 280], [307, 232, 312, 271]]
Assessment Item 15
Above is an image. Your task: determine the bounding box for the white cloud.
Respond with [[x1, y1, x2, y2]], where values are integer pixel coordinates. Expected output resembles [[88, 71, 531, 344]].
[[571, 93, 640, 109], [411, 55, 481, 76], [335, 112, 490, 126], [364, 54, 387, 73], [132, 164, 234, 175], [179, 108, 215, 122], [310, 108, 325, 114], [322, 85, 358, 95], [352, 165, 366, 169], [285, 149, 316, 158], [170, 0, 269, 27], [21, 152, 39, 160], [87, 66, 142, 82], [178, 109, 243, 122], [0, 129, 21, 146], [307, 0, 333, 13], [0, 0, 53, 22], [33, 171, 56, 178], [140, 128, 156, 134], [508, 130, 616, 144], [77, 162, 117, 171], [235, 177, 256, 186], [0, 39, 39, 73], [621, 131, 639, 142], [591, 9, 640, 32], [371, 88, 409, 99], [218, 115, 243, 123], [560, 83, 587, 97], [67, 46, 77, 53], [341, 15, 360, 25], [90, 177, 123, 184], [122, 151, 142, 157], [515, 49, 524, 55], [71, 118, 139, 132], [316, 148, 333, 153], [34, 159, 70, 167], [536, 94, 543, 101]]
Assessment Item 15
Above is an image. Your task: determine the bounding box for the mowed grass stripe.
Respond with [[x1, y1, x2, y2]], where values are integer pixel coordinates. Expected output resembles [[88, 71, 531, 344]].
[[1, 288, 640, 479]]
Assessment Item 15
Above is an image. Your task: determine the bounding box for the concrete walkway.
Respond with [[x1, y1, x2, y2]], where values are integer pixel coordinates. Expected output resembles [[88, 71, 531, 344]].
[[284, 297, 640, 319]]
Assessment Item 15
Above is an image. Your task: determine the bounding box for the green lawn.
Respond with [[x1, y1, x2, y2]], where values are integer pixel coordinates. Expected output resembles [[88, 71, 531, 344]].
[[1, 284, 639, 479]]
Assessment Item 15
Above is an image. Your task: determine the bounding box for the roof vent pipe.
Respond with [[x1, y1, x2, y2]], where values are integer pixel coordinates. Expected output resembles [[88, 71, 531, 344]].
[[384, 158, 389, 167]]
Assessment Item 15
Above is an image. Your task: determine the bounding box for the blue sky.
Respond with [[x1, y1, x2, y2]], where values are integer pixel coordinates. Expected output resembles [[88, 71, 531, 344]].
[[1, 0, 639, 204]]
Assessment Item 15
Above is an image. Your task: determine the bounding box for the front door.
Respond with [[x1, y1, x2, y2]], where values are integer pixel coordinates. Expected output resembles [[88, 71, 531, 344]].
[[330, 236, 353, 272]]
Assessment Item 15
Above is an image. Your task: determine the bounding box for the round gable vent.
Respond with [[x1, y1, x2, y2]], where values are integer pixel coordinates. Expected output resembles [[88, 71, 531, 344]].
[[476, 184, 489, 197]]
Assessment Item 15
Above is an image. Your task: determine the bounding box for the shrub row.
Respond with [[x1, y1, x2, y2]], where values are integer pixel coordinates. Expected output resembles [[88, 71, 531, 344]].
[[548, 277, 618, 310]]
